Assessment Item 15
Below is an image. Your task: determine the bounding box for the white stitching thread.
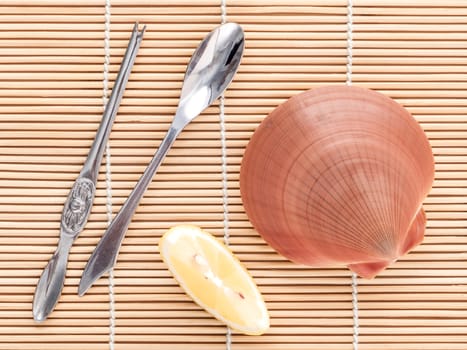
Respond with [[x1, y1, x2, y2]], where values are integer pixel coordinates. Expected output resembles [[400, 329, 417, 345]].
[[346, 0, 359, 349], [346, 0, 353, 87], [219, 1, 231, 348], [351, 272, 359, 349], [219, 95, 230, 249], [221, 0, 227, 26], [102, 0, 115, 349], [220, 96, 232, 348]]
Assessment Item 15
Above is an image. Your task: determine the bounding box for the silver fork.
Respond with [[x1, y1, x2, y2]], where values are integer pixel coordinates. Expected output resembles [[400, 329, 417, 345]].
[[32, 23, 146, 322]]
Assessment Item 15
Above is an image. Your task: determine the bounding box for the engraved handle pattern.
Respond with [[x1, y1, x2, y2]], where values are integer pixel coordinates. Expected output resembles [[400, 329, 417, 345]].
[[61, 177, 95, 236]]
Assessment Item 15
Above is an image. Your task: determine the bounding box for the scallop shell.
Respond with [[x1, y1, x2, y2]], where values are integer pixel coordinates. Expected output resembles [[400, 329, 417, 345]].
[[240, 86, 435, 278]]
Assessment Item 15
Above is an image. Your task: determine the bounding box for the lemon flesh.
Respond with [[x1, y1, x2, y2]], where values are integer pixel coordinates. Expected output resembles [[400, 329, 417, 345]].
[[159, 225, 269, 335]]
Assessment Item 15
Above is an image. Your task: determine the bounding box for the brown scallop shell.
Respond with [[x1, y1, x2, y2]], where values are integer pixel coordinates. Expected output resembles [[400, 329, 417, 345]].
[[240, 86, 435, 278]]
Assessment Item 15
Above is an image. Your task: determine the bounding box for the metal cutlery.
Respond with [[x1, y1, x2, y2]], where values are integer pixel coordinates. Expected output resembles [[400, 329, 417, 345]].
[[33, 23, 146, 322]]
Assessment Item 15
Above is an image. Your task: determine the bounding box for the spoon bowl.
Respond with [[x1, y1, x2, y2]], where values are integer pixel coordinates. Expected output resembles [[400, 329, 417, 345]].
[[177, 22, 244, 123]]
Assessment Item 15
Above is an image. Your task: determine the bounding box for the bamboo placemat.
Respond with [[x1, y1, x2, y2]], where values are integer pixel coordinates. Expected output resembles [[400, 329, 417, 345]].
[[0, 0, 466, 349]]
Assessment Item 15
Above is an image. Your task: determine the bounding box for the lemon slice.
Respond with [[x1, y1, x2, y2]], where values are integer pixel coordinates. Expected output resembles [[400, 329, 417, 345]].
[[159, 225, 270, 335]]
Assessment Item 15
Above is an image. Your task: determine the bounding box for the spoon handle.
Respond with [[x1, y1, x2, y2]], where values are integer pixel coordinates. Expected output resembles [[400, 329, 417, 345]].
[[78, 125, 181, 296]]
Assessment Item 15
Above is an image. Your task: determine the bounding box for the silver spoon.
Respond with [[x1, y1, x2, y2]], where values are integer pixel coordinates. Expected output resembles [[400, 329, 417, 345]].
[[78, 22, 245, 296], [32, 23, 145, 322]]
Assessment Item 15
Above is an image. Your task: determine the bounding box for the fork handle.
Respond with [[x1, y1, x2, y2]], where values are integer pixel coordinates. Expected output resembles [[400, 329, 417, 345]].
[[33, 23, 145, 321], [33, 234, 73, 322], [80, 23, 145, 183]]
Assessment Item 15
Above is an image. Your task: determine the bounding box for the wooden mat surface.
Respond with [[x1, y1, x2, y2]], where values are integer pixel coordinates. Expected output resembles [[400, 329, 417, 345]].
[[0, 0, 466, 349]]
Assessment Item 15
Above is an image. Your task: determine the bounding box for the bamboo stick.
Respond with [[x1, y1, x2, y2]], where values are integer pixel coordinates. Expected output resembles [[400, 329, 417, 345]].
[[353, 16, 467, 25], [0, 0, 346, 5], [0, 22, 349, 32], [0, 345, 222, 350], [0, 15, 349, 24], [353, 0, 467, 6]]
